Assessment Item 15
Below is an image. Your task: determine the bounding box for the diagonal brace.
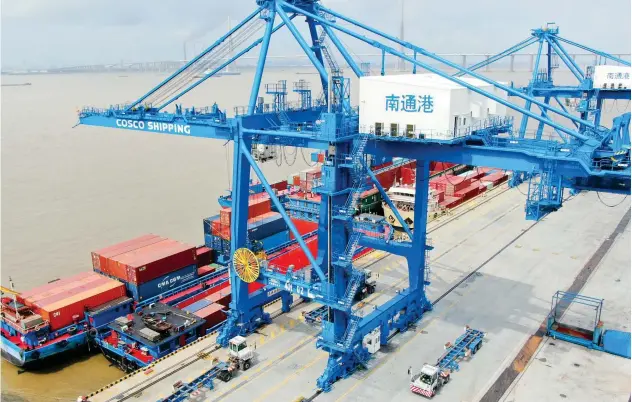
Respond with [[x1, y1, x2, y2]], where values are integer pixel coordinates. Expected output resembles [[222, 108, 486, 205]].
[[239, 141, 326, 281], [363, 160, 414, 240]]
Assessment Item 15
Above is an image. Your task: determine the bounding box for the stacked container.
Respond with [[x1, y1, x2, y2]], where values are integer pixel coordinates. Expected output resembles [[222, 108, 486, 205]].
[[91, 236, 198, 302], [21, 272, 126, 331]]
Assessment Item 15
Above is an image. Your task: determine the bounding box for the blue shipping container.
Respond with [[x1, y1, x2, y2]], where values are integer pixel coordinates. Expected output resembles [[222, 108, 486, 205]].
[[126, 264, 198, 301], [248, 213, 287, 241], [261, 230, 291, 250], [184, 299, 213, 314]]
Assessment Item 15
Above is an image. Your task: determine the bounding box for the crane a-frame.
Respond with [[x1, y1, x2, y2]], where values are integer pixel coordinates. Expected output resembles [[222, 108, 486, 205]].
[[78, 0, 630, 391]]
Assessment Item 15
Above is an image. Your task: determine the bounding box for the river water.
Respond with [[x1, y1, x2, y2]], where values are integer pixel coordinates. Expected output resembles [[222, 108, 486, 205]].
[[1, 68, 628, 400]]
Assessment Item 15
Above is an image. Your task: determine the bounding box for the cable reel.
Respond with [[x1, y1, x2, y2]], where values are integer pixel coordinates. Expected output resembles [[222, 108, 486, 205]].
[[232, 248, 261, 283]]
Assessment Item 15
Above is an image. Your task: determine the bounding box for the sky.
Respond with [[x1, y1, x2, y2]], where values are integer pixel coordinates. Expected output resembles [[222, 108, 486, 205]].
[[1, 0, 630, 69]]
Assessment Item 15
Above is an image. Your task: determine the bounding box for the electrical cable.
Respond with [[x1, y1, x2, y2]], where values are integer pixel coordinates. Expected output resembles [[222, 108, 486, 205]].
[[301, 148, 318, 167], [283, 146, 298, 166], [597, 192, 629, 208]]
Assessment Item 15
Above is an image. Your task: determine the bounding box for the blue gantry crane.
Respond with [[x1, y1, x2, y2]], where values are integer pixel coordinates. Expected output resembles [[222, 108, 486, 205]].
[[77, 0, 631, 392]]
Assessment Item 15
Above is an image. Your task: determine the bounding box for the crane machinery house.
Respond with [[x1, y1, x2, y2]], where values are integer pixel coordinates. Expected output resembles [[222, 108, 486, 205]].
[[359, 73, 508, 140]]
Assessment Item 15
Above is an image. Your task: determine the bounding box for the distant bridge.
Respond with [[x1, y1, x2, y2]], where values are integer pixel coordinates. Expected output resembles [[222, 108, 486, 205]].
[[3, 52, 630, 75]]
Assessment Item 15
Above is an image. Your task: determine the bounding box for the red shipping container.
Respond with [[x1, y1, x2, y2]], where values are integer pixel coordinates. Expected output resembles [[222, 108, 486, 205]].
[[20, 272, 97, 305], [197, 265, 216, 276], [30, 275, 117, 308], [36, 277, 126, 330], [401, 168, 415, 185], [196, 247, 213, 268], [455, 183, 482, 198], [194, 303, 227, 332], [176, 280, 229, 309], [92, 234, 164, 272], [205, 288, 231, 308], [220, 208, 232, 226], [113, 239, 197, 285], [248, 282, 265, 293], [289, 219, 319, 240], [271, 180, 288, 191], [292, 175, 301, 186]]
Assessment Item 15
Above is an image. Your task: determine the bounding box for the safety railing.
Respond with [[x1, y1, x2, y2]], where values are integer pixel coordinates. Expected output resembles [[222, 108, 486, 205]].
[[359, 116, 513, 141]]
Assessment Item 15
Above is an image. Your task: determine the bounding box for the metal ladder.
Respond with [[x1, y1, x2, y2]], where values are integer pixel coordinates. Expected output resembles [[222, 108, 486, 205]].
[[277, 110, 291, 128], [341, 269, 364, 309], [342, 315, 361, 348], [318, 29, 342, 76]]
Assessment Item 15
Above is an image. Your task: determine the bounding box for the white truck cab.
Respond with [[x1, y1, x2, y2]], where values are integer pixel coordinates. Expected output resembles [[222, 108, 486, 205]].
[[410, 363, 450, 398], [228, 336, 254, 370]]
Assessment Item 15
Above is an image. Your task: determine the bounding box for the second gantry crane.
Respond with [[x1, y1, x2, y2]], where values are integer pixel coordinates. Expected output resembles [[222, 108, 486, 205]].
[[77, 0, 630, 392]]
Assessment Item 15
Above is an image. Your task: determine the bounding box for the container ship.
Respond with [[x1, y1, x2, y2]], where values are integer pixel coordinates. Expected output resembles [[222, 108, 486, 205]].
[[0, 156, 506, 371]]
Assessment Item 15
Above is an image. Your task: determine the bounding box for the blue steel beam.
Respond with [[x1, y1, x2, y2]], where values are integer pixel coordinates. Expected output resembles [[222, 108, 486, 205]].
[[547, 37, 583, 81], [519, 38, 545, 139], [306, 16, 329, 100], [239, 141, 327, 281], [314, 3, 595, 130], [555, 97, 580, 129], [454, 37, 538, 77], [549, 37, 584, 80], [276, 5, 329, 86], [157, 16, 293, 111], [556, 36, 631, 66], [249, 10, 276, 114], [322, 24, 364, 78], [78, 114, 233, 140], [364, 162, 414, 240], [126, 7, 262, 111]]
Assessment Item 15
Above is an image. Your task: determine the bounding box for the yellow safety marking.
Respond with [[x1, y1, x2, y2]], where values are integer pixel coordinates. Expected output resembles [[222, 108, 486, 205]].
[[288, 318, 297, 329], [532, 248, 540, 252], [254, 354, 326, 402], [211, 335, 315, 400]]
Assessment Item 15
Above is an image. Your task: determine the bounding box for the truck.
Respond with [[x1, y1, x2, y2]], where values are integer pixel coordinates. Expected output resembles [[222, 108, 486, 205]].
[[215, 336, 255, 382], [354, 269, 377, 301], [410, 326, 485, 398]]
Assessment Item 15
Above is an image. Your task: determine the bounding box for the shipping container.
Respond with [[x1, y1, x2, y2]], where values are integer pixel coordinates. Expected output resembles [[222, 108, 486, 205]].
[[113, 239, 197, 285], [35, 276, 127, 331], [92, 235, 165, 273], [20, 272, 102, 305], [205, 288, 231, 308], [196, 246, 214, 267], [183, 298, 213, 314], [203, 215, 220, 236], [194, 303, 227, 333], [248, 282, 265, 293], [288, 218, 319, 240], [268, 236, 318, 273], [261, 230, 291, 250], [175, 274, 229, 309], [197, 265, 216, 276], [359, 74, 507, 140], [271, 180, 288, 191], [125, 264, 197, 302]]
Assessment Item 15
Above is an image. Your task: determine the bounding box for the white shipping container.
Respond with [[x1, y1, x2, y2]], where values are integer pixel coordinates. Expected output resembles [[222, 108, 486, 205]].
[[592, 65, 631, 90], [359, 74, 507, 140]]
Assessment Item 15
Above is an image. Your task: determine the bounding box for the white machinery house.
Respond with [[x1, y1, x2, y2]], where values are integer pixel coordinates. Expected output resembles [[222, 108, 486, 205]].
[[359, 73, 508, 140]]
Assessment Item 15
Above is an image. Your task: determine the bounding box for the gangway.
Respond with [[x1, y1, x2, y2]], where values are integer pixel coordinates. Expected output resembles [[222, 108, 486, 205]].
[[547, 291, 631, 359]]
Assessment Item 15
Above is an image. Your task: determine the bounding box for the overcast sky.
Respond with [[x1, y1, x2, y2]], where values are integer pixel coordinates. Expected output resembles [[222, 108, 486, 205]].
[[2, 0, 630, 69]]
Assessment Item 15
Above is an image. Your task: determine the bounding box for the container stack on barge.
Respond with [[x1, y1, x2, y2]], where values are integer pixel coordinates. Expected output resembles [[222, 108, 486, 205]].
[[1, 157, 507, 371]]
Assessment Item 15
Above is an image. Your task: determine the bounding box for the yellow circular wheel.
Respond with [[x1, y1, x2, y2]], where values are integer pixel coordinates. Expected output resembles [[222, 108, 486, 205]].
[[233, 248, 260, 283]]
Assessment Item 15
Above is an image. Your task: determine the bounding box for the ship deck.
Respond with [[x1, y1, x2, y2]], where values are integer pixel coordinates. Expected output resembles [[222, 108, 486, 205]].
[[86, 184, 631, 402]]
